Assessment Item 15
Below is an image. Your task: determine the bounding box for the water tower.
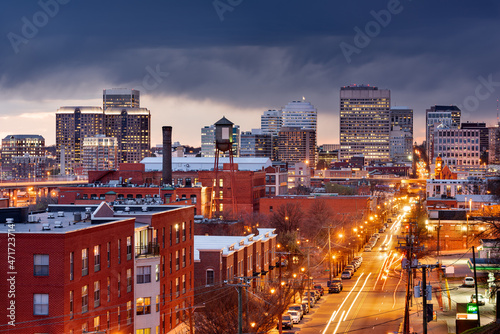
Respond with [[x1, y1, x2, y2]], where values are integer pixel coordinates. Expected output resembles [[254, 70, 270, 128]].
[[212, 116, 237, 218]]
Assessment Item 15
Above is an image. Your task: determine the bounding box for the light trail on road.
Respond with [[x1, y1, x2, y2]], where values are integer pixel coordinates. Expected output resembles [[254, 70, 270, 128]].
[[321, 273, 364, 334], [340, 273, 372, 334]]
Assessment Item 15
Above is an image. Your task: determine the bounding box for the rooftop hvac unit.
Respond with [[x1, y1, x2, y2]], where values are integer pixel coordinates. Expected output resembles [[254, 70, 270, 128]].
[[73, 212, 82, 222], [57, 211, 65, 217], [142, 206, 148, 212], [85, 207, 92, 213], [54, 221, 63, 228], [6, 218, 14, 224], [42, 223, 51, 230], [124, 207, 130, 212], [47, 213, 54, 219], [28, 215, 37, 223]]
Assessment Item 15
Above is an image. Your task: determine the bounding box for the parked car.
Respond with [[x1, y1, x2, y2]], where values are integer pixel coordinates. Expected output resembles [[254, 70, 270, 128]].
[[303, 296, 315, 307], [278, 314, 293, 330], [470, 294, 486, 306], [463, 277, 475, 287], [313, 284, 324, 296], [301, 301, 310, 314], [345, 264, 356, 273], [354, 256, 363, 263], [288, 304, 303, 319], [328, 278, 343, 293], [341, 271, 352, 279], [364, 245, 372, 252], [287, 310, 301, 324]]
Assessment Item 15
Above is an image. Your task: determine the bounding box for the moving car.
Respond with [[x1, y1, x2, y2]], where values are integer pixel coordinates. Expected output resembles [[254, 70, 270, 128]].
[[287, 310, 301, 324], [341, 271, 352, 279], [463, 277, 475, 287], [277, 314, 293, 330], [470, 294, 486, 306]]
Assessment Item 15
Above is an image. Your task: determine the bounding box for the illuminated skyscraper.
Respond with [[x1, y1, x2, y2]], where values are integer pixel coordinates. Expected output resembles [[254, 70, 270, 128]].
[[277, 127, 316, 167], [56, 107, 103, 174], [281, 100, 317, 131], [425, 105, 461, 162], [103, 88, 140, 109], [201, 123, 240, 158], [82, 135, 118, 173], [340, 85, 391, 162], [1, 135, 45, 179], [104, 108, 151, 164], [261, 109, 282, 135]]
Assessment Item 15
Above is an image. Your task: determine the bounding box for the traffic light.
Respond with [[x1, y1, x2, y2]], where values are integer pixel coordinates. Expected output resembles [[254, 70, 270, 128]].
[[426, 304, 433, 322]]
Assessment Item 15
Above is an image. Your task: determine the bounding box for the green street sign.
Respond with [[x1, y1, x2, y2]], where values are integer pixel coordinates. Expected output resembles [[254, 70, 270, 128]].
[[467, 303, 478, 314]]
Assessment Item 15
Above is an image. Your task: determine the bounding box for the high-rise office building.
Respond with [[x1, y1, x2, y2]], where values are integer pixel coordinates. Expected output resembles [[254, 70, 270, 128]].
[[240, 129, 273, 158], [1, 135, 45, 179], [82, 135, 118, 173], [433, 127, 480, 166], [56, 107, 104, 174], [390, 107, 413, 162], [261, 109, 282, 135], [425, 105, 461, 162], [340, 85, 391, 162], [104, 108, 151, 164], [461, 122, 489, 163], [281, 100, 317, 131], [277, 127, 317, 167], [201, 124, 240, 158], [103, 88, 140, 109]]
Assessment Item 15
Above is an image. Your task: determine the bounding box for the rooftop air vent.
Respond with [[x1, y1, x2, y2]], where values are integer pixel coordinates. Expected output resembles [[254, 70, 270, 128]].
[[54, 221, 63, 228], [42, 223, 51, 230]]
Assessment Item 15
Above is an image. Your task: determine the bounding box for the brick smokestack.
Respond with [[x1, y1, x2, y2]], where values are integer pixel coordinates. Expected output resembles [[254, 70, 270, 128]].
[[162, 126, 172, 185]]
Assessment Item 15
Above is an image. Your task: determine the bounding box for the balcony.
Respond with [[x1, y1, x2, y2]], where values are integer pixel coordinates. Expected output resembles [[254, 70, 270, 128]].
[[135, 243, 160, 258]]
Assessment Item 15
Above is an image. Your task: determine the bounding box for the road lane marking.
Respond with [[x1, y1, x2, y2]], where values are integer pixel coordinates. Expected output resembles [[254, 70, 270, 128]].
[[322, 274, 364, 334]]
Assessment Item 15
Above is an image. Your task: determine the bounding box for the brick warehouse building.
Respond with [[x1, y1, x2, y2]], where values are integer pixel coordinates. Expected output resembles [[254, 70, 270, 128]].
[[198, 164, 266, 218], [259, 195, 371, 221], [0, 203, 194, 334]]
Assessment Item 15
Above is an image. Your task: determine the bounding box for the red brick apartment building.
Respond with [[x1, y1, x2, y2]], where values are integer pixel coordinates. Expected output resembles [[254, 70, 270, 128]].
[[193, 229, 278, 289], [0, 202, 194, 334]]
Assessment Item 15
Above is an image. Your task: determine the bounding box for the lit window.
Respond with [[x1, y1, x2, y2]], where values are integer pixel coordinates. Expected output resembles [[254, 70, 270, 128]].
[[136, 297, 151, 315]]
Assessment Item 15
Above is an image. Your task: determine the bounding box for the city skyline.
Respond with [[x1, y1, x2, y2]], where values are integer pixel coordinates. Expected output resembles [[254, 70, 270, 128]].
[[1, 1, 500, 147]]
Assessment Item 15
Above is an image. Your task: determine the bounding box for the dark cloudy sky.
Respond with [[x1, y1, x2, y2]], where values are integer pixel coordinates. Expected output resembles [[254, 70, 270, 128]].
[[1, 0, 499, 146]]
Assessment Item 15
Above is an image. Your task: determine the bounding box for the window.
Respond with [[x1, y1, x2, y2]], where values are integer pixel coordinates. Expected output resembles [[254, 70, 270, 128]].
[[137, 266, 151, 284], [82, 285, 88, 313], [155, 264, 160, 282], [175, 251, 179, 270], [176, 225, 180, 244], [69, 290, 74, 318], [127, 301, 132, 324], [182, 275, 186, 294], [156, 295, 160, 312], [206, 270, 214, 285], [169, 254, 172, 274], [182, 249, 186, 268], [162, 227, 165, 248], [34, 254, 49, 276], [182, 222, 186, 241], [176, 277, 180, 297], [136, 329, 151, 334], [117, 273, 121, 298], [107, 277, 111, 302], [107, 311, 110, 330], [82, 249, 89, 276], [70, 252, 74, 280], [94, 245, 101, 272], [127, 269, 132, 292], [107, 242, 111, 268], [127, 237, 132, 260], [94, 316, 100, 331], [170, 226, 172, 246], [136, 297, 151, 315], [118, 239, 121, 264], [117, 307, 121, 330], [94, 281, 100, 308]]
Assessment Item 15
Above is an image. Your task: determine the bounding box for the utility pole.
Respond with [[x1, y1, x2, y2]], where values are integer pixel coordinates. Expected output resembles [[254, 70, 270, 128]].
[[327, 226, 332, 281], [228, 277, 252, 334], [423, 266, 428, 334], [472, 246, 481, 326]]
